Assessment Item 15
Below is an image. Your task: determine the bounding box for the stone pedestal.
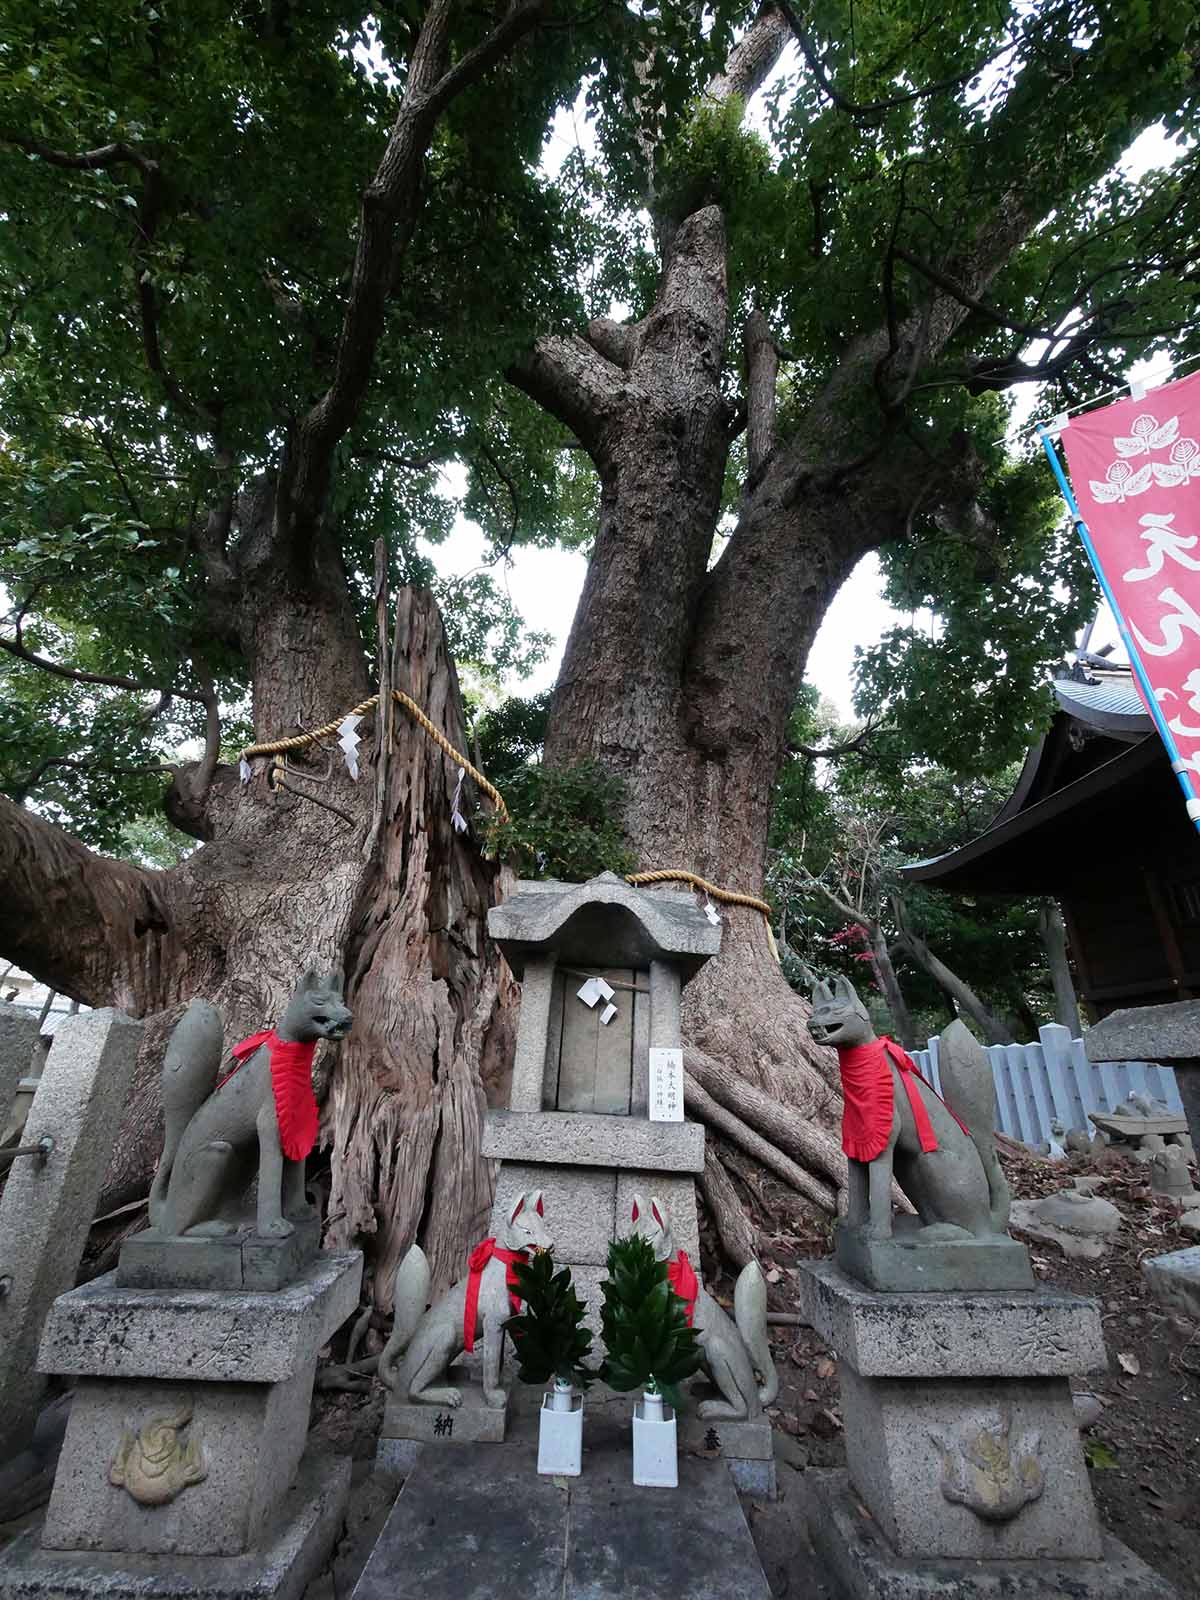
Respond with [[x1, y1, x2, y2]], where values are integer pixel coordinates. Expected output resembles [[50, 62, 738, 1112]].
[[115, 1216, 321, 1294], [0, 1252, 362, 1600], [794, 1261, 1175, 1594], [678, 1408, 775, 1498]]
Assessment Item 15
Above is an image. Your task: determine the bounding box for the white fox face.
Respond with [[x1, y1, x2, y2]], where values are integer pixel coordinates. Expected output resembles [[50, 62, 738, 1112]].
[[503, 1189, 554, 1255], [629, 1192, 673, 1262]]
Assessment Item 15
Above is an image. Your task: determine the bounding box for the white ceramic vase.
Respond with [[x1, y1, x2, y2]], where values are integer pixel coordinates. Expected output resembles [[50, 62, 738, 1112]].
[[537, 1378, 583, 1476], [632, 1388, 678, 1487]]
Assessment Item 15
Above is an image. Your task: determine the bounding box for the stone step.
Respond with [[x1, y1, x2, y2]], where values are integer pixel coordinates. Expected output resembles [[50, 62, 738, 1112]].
[[354, 1416, 771, 1600]]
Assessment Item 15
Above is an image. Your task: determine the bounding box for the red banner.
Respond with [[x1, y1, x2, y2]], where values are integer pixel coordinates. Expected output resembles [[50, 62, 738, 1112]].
[[1058, 369, 1200, 794]]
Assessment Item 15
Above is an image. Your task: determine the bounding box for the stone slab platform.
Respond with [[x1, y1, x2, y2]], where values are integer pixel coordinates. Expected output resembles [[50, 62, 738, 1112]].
[[834, 1220, 1035, 1293], [115, 1218, 320, 1293], [380, 1384, 507, 1446], [483, 1110, 704, 1172], [1142, 1246, 1200, 1320], [352, 1428, 770, 1600], [38, 1253, 362, 1384], [803, 1468, 1177, 1599], [0, 1453, 349, 1600], [795, 1260, 1105, 1378]]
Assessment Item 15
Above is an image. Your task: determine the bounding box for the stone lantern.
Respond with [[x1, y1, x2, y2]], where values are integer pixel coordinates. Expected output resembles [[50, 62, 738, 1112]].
[[482, 873, 721, 1317]]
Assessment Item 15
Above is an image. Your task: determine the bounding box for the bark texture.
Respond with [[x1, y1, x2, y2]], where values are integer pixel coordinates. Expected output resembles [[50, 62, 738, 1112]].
[[1, 579, 510, 1305]]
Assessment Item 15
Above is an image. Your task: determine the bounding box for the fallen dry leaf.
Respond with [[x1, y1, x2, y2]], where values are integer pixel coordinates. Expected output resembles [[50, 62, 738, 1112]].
[[815, 1356, 837, 1380], [1118, 1351, 1141, 1376]]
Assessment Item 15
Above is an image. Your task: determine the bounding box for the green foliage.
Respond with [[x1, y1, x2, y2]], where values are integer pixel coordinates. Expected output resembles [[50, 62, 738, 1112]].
[[505, 1252, 594, 1391], [768, 684, 1061, 1039], [599, 1233, 702, 1396], [480, 760, 636, 882], [473, 693, 552, 791]]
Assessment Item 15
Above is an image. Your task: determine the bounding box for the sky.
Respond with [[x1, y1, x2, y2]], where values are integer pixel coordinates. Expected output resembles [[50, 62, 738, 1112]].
[[419, 106, 1187, 721]]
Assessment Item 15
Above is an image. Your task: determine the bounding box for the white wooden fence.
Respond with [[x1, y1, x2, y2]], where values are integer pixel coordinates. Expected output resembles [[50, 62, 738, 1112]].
[[911, 1024, 1184, 1148]]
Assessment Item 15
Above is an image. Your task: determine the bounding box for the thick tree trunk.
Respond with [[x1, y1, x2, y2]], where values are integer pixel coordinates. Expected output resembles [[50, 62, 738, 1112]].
[[0, 575, 511, 1307]]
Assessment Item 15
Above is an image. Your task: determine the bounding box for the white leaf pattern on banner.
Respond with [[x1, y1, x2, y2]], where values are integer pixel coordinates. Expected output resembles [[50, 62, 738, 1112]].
[[1151, 438, 1200, 488], [1156, 675, 1200, 738], [1113, 414, 1180, 457], [1089, 460, 1154, 502]]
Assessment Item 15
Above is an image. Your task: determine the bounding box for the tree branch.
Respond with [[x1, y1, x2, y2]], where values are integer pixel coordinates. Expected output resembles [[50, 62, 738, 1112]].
[[0, 628, 209, 704], [706, 6, 791, 103], [0, 793, 174, 1005], [776, 0, 1014, 122], [284, 0, 547, 547]]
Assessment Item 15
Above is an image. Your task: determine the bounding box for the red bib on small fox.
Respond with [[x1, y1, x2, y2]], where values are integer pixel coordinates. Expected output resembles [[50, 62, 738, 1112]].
[[462, 1238, 529, 1353], [220, 1030, 319, 1162], [666, 1249, 699, 1327], [836, 1036, 969, 1163]]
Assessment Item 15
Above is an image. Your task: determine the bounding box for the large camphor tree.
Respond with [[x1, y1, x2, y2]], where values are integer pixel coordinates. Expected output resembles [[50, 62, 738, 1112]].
[[1, 0, 1197, 1286]]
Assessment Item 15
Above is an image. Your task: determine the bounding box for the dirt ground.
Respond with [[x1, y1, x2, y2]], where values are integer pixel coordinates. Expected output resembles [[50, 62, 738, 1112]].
[[721, 1142, 1200, 1599]]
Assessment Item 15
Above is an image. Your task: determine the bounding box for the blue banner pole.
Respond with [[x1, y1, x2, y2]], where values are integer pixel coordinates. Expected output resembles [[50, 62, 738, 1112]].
[[1038, 425, 1200, 835]]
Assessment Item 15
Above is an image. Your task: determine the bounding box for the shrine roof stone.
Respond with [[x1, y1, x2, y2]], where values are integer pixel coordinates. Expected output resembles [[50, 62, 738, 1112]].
[[487, 872, 721, 978]]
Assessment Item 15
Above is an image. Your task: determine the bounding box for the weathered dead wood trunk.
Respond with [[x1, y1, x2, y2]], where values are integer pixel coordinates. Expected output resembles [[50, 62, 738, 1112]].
[[0, 579, 511, 1305]]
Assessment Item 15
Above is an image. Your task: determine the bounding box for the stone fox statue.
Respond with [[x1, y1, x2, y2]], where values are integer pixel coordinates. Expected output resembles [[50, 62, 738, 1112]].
[[807, 974, 1010, 1241], [379, 1189, 554, 1411], [147, 968, 352, 1240], [631, 1193, 778, 1422]]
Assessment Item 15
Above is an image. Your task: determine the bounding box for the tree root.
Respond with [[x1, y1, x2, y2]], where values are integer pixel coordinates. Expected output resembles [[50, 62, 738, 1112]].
[[685, 1071, 838, 1214], [699, 1142, 758, 1267]]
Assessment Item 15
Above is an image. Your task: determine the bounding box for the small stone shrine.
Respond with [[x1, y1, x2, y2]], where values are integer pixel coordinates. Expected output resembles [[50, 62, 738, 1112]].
[[795, 983, 1176, 1597], [483, 873, 719, 1313], [0, 972, 363, 1600], [377, 873, 779, 1493]]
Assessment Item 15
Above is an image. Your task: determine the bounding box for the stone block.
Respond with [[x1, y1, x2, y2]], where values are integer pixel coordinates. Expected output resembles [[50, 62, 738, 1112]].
[[679, 1412, 772, 1462], [41, 1366, 316, 1557], [726, 1458, 775, 1498], [38, 1252, 363, 1385], [380, 1384, 507, 1446], [834, 1220, 1035, 1293], [839, 1367, 1102, 1561], [0, 1452, 350, 1600], [483, 1110, 704, 1173], [1142, 1246, 1200, 1320], [115, 1235, 245, 1293], [373, 1438, 422, 1476], [0, 1001, 39, 1128], [115, 1218, 321, 1294], [803, 1468, 1178, 1599], [1085, 1000, 1200, 1063], [794, 1261, 1106, 1379], [351, 1433, 771, 1600], [0, 1010, 144, 1460], [491, 1165, 615, 1266]]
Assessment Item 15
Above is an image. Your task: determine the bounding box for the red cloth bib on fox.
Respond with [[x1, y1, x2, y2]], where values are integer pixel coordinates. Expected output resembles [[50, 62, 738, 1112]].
[[462, 1238, 529, 1353], [837, 1036, 968, 1163], [666, 1250, 699, 1327], [219, 1031, 319, 1162]]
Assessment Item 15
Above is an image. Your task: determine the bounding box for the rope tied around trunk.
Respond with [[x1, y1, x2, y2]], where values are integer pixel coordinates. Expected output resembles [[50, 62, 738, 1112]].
[[625, 871, 780, 961], [238, 688, 510, 822], [239, 701, 779, 958]]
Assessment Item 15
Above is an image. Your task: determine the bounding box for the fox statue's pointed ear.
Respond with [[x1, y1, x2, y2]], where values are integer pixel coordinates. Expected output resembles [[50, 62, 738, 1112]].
[[509, 1194, 525, 1224], [812, 979, 831, 1004], [651, 1198, 665, 1230], [328, 967, 345, 996], [834, 973, 856, 1001], [534, 1190, 545, 1217], [631, 1191, 644, 1223]]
